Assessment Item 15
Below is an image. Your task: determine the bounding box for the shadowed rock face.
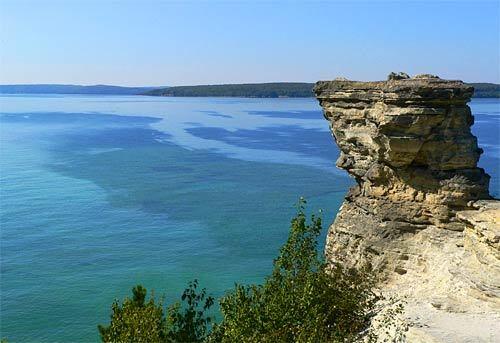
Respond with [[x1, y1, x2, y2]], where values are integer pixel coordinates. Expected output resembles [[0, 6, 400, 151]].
[[315, 75, 499, 342]]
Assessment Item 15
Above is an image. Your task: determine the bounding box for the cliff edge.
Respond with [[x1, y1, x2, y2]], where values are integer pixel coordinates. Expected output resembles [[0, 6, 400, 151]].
[[314, 74, 499, 342]]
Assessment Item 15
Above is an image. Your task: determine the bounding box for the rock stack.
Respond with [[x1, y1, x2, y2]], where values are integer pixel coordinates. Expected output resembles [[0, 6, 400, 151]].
[[314, 74, 499, 342]]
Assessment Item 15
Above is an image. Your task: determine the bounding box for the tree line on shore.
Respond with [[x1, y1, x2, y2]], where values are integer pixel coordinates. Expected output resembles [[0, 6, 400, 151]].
[[2, 82, 497, 98], [144, 82, 500, 98]]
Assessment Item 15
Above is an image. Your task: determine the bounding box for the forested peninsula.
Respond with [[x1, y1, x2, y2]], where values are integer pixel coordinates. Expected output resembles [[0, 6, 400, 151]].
[[144, 82, 500, 98]]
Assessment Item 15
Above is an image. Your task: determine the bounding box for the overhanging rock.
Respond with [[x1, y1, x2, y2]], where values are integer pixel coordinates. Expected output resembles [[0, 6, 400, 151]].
[[315, 74, 499, 342]]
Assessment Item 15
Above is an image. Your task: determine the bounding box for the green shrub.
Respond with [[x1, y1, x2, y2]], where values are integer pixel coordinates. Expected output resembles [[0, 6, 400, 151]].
[[99, 199, 384, 342], [98, 281, 214, 343], [98, 285, 167, 342], [165, 280, 214, 342], [209, 199, 379, 342]]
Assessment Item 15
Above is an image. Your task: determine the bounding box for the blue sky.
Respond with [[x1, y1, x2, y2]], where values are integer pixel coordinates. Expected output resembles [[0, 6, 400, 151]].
[[1, 0, 498, 86]]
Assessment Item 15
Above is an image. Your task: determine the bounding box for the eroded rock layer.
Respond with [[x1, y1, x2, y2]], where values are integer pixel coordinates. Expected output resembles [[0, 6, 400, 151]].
[[315, 75, 491, 270], [315, 75, 499, 342]]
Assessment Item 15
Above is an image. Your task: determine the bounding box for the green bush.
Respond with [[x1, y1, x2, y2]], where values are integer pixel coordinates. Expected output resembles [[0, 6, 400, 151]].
[[98, 281, 214, 343], [209, 199, 378, 342], [99, 199, 383, 342], [165, 280, 214, 342], [98, 285, 167, 342]]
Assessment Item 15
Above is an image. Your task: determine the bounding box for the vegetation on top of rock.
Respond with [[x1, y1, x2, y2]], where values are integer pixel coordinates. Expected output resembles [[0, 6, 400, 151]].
[[387, 72, 410, 80], [98, 199, 392, 342]]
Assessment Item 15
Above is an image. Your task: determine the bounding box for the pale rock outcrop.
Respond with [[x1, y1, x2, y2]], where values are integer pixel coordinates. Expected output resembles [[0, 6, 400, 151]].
[[314, 74, 499, 342]]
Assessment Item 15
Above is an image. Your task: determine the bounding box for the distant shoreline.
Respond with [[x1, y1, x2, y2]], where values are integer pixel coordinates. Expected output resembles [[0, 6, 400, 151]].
[[143, 82, 500, 98], [0, 84, 159, 96], [1, 82, 499, 98]]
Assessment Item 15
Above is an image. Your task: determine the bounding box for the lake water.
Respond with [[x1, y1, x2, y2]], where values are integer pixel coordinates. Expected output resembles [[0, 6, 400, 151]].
[[1, 95, 498, 342]]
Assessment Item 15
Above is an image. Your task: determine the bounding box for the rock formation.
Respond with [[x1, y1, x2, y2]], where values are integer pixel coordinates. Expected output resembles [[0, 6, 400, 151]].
[[314, 74, 499, 342]]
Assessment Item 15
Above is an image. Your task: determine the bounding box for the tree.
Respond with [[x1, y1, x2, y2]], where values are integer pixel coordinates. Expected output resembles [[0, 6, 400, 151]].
[[99, 199, 387, 342], [98, 282, 214, 343], [209, 198, 379, 342], [98, 285, 167, 343], [166, 280, 214, 342]]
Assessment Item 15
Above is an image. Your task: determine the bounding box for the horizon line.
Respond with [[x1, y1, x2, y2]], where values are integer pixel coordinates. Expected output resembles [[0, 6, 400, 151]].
[[1, 80, 499, 88]]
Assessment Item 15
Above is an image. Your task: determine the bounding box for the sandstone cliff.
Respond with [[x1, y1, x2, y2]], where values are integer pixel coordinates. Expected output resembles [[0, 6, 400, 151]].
[[314, 74, 499, 342]]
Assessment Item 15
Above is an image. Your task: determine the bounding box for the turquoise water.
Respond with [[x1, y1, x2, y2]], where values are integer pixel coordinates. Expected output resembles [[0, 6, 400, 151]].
[[0, 95, 498, 342]]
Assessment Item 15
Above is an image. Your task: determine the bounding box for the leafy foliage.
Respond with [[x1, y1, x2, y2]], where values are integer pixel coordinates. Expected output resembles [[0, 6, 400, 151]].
[[99, 199, 385, 342], [98, 285, 167, 342], [98, 282, 214, 343], [209, 198, 379, 342], [166, 280, 214, 342]]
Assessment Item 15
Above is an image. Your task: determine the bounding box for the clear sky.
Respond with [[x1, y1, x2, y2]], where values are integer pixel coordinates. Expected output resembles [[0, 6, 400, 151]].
[[0, 0, 499, 86]]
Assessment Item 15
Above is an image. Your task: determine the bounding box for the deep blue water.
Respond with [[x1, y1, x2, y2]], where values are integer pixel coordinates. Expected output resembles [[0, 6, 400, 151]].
[[0, 95, 498, 342]]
